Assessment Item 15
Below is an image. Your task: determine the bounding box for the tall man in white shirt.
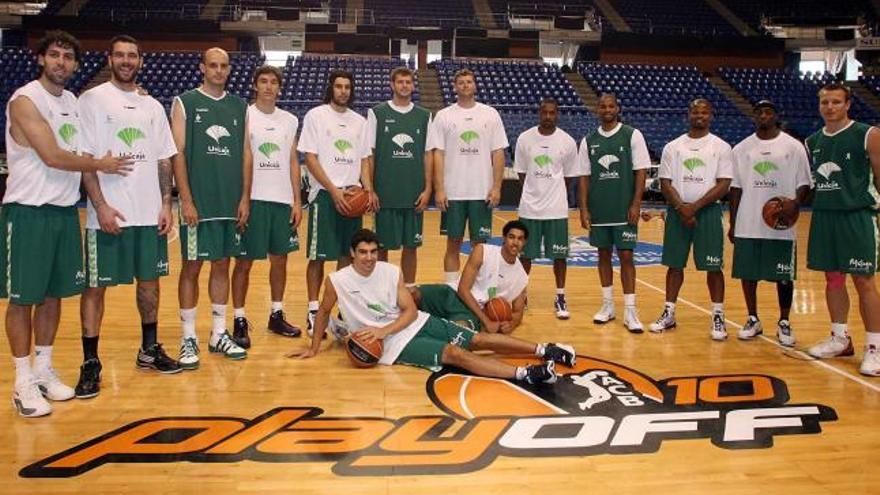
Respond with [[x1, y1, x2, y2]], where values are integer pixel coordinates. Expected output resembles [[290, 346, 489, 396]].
[[578, 94, 651, 332], [230, 65, 304, 348], [728, 100, 812, 346], [2, 31, 132, 417], [428, 69, 508, 285], [650, 99, 733, 340], [76, 35, 182, 399], [298, 70, 368, 335], [514, 98, 580, 319]]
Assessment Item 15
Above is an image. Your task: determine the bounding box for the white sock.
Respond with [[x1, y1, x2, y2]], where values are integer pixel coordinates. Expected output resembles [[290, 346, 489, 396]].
[[308, 300, 319, 312], [601, 286, 613, 302], [866, 332, 880, 347], [211, 304, 227, 335], [13, 356, 32, 385], [623, 293, 636, 308], [535, 343, 546, 357], [180, 307, 197, 339], [556, 288, 565, 296], [712, 303, 724, 314], [405, 283, 416, 289], [831, 322, 849, 339], [33, 345, 52, 373], [234, 307, 246, 319], [444, 271, 459, 285], [271, 301, 283, 313], [665, 301, 676, 314], [515, 366, 527, 381]]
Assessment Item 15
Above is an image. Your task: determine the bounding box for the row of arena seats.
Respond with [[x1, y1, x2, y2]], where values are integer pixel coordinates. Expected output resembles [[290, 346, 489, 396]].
[[436, 59, 581, 107]]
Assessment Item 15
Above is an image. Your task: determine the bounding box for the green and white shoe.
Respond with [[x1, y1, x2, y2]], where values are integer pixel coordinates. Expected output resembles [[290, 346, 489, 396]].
[[209, 332, 247, 360]]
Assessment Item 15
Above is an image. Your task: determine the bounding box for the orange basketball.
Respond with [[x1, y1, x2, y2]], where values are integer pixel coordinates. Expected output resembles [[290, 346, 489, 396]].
[[762, 196, 799, 230], [345, 331, 383, 368], [343, 187, 370, 218], [484, 297, 512, 322]]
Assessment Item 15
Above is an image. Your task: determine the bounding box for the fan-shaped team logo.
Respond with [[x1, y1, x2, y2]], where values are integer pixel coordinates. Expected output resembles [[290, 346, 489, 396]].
[[19, 355, 836, 478], [58, 123, 77, 146], [116, 127, 145, 148], [753, 160, 778, 177]]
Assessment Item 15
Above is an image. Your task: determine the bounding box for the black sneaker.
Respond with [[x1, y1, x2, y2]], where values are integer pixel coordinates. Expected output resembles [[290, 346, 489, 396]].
[[268, 310, 302, 337], [233, 317, 252, 349], [524, 361, 558, 385], [137, 343, 183, 374], [543, 343, 576, 367], [75, 358, 102, 399]]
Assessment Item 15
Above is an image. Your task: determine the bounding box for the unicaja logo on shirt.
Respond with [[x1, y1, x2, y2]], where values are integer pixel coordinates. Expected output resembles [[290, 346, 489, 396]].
[[815, 162, 841, 191], [333, 139, 355, 165], [206, 125, 231, 156], [367, 302, 389, 318], [752, 161, 779, 188], [597, 154, 621, 180], [257, 142, 281, 169], [683, 157, 706, 172], [392, 133, 414, 159], [117, 127, 145, 148], [58, 123, 77, 145], [459, 130, 480, 155], [534, 155, 554, 179]]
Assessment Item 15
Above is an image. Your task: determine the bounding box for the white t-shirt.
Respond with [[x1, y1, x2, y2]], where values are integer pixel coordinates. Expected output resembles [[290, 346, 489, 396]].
[[468, 244, 529, 306], [79, 82, 177, 228], [659, 133, 733, 203], [514, 126, 580, 220], [731, 132, 813, 240], [578, 123, 652, 177], [296, 104, 366, 202], [248, 105, 299, 205], [4, 80, 81, 207], [329, 262, 429, 366], [426, 102, 508, 200]]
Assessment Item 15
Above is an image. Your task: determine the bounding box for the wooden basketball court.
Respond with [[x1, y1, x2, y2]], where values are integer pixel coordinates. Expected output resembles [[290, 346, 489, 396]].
[[2, 208, 877, 494]]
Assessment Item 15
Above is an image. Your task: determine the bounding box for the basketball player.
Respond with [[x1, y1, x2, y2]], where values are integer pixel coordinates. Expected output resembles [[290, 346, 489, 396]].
[[728, 100, 811, 346], [428, 68, 508, 285], [577, 93, 651, 332], [650, 99, 733, 340], [805, 82, 880, 376], [2, 31, 132, 417], [171, 47, 250, 367], [360, 67, 432, 287], [229, 65, 303, 348], [76, 35, 182, 399], [514, 97, 579, 320], [413, 220, 529, 334], [298, 70, 367, 336], [292, 229, 574, 385]]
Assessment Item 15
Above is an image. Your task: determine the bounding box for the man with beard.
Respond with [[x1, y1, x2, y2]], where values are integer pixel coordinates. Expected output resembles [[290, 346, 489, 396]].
[[292, 228, 572, 385], [577, 94, 650, 331], [728, 100, 811, 346], [75, 35, 182, 398], [360, 67, 432, 288], [2, 31, 132, 417], [229, 65, 303, 348], [428, 68, 508, 286], [412, 220, 531, 334], [298, 70, 367, 336], [514, 98, 580, 320], [172, 47, 250, 367], [649, 99, 733, 340]]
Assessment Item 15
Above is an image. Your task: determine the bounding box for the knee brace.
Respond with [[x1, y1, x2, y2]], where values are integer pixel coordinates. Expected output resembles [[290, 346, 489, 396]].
[[826, 272, 846, 290]]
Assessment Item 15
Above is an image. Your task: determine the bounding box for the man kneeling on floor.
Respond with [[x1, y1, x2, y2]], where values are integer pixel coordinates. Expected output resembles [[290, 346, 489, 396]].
[[291, 229, 573, 383]]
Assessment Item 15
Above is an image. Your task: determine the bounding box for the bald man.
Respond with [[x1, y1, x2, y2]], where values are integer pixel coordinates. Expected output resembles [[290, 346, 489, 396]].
[[171, 47, 251, 368]]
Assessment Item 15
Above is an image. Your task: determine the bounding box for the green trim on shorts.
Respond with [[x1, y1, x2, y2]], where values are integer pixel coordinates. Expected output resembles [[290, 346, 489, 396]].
[[807, 209, 880, 274], [519, 217, 569, 260], [0, 203, 84, 304], [376, 208, 424, 251], [440, 200, 492, 242], [178, 219, 240, 261], [85, 226, 169, 288], [306, 190, 362, 261], [589, 223, 638, 251], [239, 200, 299, 260], [732, 237, 796, 281], [661, 203, 724, 271], [395, 315, 477, 371]]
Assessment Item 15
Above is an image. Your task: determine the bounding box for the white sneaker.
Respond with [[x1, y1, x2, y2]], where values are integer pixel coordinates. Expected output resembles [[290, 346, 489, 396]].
[[737, 316, 763, 340], [554, 296, 570, 320], [710, 313, 728, 341], [776, 319, 796, 347], [209, 332, 247, 360], [306, 309, 318, 337], [593, 300, 615, 324], [328, 317, 350, 342], [649, 307, 676, 333], [859, 345, 880, 376], [624, 307, 643, 333], [12, 380, 52, 418], [807, 334, 854, 359], [33, 367, 75, 401], [179, 337, 200, 370]]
